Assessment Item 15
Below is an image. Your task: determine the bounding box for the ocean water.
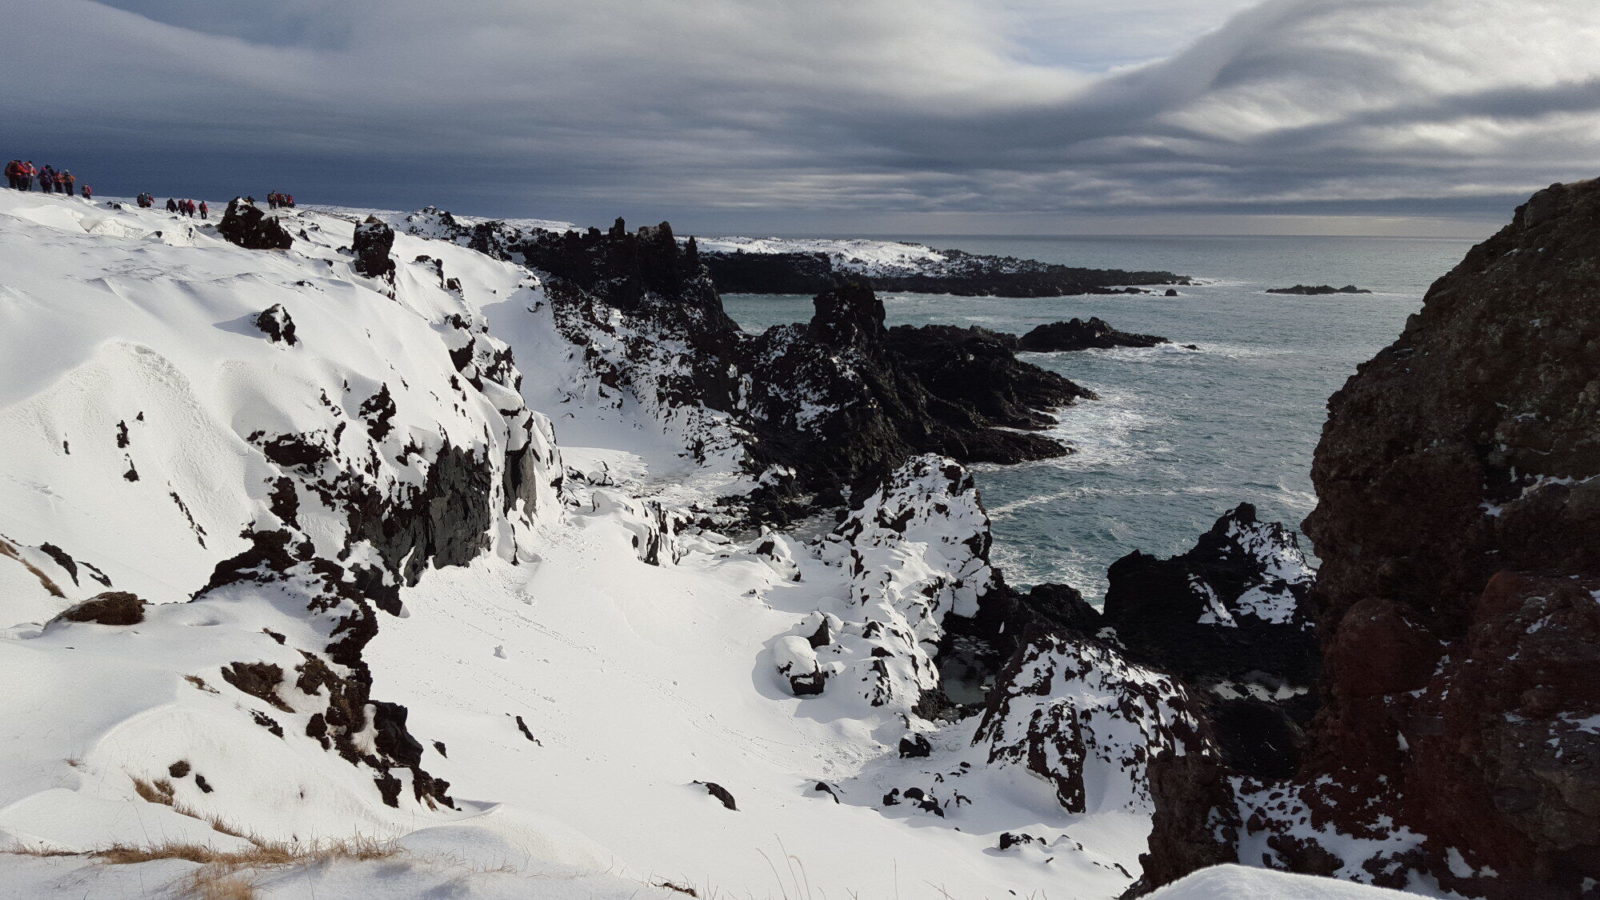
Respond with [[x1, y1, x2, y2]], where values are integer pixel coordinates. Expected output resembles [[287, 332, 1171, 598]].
[[722, 235, 1478, 602]]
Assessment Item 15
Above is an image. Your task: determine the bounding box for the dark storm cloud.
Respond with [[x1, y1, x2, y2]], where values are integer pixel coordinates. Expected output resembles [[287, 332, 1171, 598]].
[[2, 0, 1595, 230]]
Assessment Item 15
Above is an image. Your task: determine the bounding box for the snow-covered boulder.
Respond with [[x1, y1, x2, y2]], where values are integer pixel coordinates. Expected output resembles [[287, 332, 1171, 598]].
[[972, 633, 1212, 814], [781, 456, 996, 719], [218, 196, 293, 250]]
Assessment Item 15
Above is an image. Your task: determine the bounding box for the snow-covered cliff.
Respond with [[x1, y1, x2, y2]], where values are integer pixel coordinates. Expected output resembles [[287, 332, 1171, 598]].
[[0, 190, 1225, 898]]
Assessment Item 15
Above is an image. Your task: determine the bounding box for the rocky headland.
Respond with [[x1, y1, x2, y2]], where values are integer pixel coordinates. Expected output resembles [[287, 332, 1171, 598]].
[[695, 237, 1191, 297], [1136, 179, 1600, 899]]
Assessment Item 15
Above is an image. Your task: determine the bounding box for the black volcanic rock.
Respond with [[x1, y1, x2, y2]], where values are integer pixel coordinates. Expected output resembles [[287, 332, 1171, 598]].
[[1139, 179, 1600, 899], [1103, 504, 1318, 689], [1017, 317, 1169, 352], [256, 304, 297, 345], [742, 280, 1086, 504], [218, 198, 293, 251], [1264, 284, 1371, 295], [1103, 505, 1318, 779], [394, 210, 1100, 518], [352, 216, 397, 281], [1295, 179, 1600, 898]]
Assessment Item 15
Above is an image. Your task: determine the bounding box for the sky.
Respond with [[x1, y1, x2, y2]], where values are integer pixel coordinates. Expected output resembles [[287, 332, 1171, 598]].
[[3, 0, 1598, 236]]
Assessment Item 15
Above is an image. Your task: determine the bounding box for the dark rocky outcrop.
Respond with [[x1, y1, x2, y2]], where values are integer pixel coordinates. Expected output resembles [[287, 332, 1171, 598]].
[[695, 780, 738, 811], [1139, 179, 1600, 898], [1296, 179, 1600, 898], [972, 633, 1212, 814], [256, 304, 297, 346], [1264, 284, 1371, 295], [217, 198, 293, 251], [1017, 317, 1170, 352], [50, 591, 147, 626], [742, 282, 1087, 507], [352, 216, 397, 281], [425, 212, 1092, 517], [1104, 505, 1318, 689], [1102, 505, 1318, 778], [701, 247, 1189, 297]]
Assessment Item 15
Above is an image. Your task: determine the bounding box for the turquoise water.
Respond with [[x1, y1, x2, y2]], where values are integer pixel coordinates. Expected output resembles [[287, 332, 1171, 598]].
[[722, 235, 1477, 601]]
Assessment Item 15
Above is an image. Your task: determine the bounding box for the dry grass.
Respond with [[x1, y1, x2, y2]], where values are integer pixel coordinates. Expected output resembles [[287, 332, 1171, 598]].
[[6, 836, 400, 900], [184, 674, 220, 694], [130, 776, 249, 838], [132, 777, 176, 806], [180, 866, 257, 900], [111, 775, 396, 898], [95, 836, 395, 867], [95, 836, 400, 900]]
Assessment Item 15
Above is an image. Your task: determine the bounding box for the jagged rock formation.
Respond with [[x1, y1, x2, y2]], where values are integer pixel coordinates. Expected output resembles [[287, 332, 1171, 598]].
[[1104, 504, 1318, 777], [1139, 179, 1600, 898], [217, 197, 294, 250], [255, 303, 297, 345], [391, 211, 1094, 516], [973, 633, 1212, 814], [1017, 317, 1170, 352], [1298, 178, 1600, 898], [744, 286, 1089, 505], [700, 244, 1189, 297], [1264, 284, 1371, 295], [352, 216, 397, 281], [779, 456, 997, 717]]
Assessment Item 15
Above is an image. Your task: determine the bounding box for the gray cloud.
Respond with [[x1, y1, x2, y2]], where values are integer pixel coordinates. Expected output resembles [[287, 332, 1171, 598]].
[[3, 0, 1595, 232]]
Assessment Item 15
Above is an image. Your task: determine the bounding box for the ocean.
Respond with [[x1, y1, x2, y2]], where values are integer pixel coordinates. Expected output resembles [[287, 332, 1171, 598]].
[[721, 234, 1479, 601]]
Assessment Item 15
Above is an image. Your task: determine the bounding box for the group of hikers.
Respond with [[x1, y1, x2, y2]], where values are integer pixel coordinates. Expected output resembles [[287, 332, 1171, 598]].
[[160, 197, 208, 218], [8, 160, 296, 221], [5, 160, 91, 198]]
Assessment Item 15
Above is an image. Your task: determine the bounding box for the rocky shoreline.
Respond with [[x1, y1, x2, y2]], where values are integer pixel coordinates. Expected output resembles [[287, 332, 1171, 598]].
[[697, 240, 1191, 297]]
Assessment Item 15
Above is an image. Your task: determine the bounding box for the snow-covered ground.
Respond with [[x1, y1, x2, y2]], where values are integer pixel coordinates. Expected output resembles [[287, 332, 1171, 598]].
[[0, 189, 1383, 898]]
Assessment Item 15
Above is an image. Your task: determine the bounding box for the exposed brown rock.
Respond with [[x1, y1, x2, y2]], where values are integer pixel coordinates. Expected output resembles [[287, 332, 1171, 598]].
[[53, 591, 147, 626]]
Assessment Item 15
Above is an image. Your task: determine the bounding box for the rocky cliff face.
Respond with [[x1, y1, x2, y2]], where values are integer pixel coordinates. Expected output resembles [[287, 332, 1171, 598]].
[[1300, 178, 1600, 898], [1138, 179, 1600, 898], [396, 211, 1095, 518]]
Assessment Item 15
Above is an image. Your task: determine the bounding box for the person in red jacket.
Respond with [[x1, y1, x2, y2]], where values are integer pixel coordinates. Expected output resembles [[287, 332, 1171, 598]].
[[82, 184, 93, 200], [21, 161, 36, 191], [3, 160, 18, 190], [198, 200, 208, 219]]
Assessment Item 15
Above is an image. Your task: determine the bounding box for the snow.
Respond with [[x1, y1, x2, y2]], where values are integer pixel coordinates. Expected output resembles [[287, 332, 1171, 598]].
[[0, 189, 1371, 898], [1147, 865, 1411, 899], [694, 234, 951, 278]]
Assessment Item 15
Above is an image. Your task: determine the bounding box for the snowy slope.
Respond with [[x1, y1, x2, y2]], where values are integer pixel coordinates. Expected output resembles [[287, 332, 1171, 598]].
[[0, 189, 1371, 899], [694, 234, 952, 278]]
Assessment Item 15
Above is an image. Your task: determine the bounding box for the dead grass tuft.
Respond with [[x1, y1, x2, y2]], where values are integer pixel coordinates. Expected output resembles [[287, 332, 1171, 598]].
[[180, 866, 258, 900], [184, 674, 220, 694], [95, 836, 397, 868], [132, 777, 175, 806]]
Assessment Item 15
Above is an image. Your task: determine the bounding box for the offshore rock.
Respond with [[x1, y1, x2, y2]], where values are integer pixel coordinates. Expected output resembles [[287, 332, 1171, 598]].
[[1264, 284, 1371, 295], [1017, 318, 1170, 352]]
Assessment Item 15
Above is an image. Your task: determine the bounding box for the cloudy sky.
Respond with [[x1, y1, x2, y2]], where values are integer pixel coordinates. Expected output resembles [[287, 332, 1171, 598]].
[[4, 0, 1598, 235]]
